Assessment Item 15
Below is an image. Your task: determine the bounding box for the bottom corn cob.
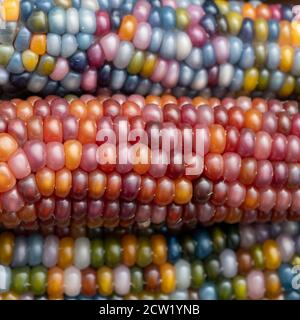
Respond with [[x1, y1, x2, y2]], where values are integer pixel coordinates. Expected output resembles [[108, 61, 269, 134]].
[[0, 222, 300, 300]]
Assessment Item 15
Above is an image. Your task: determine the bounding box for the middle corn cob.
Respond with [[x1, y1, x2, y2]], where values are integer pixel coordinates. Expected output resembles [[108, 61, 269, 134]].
[[0, 94, 300, 230]]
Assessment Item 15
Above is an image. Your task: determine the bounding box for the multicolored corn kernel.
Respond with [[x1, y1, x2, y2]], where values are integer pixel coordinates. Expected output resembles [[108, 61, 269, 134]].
[[0, 1, 299, 97], [0, 222, 300, 300]]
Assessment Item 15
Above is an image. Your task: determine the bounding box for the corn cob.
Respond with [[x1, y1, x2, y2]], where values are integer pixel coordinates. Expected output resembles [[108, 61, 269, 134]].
[[0, 221, 299, 300], [0, 1, 299, 97], [0, 95, 300, 229]]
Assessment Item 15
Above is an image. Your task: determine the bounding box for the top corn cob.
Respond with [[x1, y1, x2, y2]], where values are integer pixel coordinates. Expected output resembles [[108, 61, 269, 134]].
[[0, 0, 299, 97]]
